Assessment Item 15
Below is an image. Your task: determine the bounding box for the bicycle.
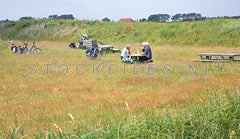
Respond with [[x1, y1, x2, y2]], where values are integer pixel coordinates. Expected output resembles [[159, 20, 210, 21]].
[[98, 42, 106, 57], [99, 46, 106, 57], [86, 46, 100, 60], [25, 41, 42, 54]]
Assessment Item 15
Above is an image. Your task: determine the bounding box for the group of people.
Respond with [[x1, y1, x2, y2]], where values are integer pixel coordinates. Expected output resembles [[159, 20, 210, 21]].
[[120, 42, 152, 62], [80, 34, 152, 63]]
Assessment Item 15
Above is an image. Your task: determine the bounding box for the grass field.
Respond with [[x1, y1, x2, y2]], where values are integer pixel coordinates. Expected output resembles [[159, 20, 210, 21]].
[[0, 39, 239, 138]]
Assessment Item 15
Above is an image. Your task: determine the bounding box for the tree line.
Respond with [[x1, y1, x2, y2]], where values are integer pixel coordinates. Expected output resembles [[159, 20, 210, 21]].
[[139, 13, 203, 22], [48, 14, 74, 20], [102, 13, 240, 22], [1, 13, 240, 24], [0, 14, 75, 24]]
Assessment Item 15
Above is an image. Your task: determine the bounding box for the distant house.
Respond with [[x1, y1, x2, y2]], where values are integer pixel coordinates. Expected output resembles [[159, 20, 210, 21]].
[[118, 18, 134, 22]]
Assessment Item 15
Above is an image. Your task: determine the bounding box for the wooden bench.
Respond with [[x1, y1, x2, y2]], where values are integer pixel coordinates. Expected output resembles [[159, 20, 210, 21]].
[[111, 49, 121, 53], [193, 53, 240, 62], [98, 45, 120, 53], [192, 59, 231, 62]]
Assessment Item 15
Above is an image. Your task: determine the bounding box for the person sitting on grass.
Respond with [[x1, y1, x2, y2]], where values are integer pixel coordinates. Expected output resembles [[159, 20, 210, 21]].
[[139, 42, 152, 62], [80, 34, 88, 45], [120, 44, 131, 60]]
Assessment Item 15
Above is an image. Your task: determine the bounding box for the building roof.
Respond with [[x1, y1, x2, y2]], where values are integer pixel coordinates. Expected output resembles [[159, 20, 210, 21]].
[[118, 18, 133, 22]]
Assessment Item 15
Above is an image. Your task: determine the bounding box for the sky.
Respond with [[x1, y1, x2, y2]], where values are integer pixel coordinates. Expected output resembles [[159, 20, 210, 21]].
[[1, 0, 240, 21]]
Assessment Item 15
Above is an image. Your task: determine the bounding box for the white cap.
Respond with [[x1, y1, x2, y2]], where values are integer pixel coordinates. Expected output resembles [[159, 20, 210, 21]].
[[142, 42, 149, 45], [82, 34, 87, 37]]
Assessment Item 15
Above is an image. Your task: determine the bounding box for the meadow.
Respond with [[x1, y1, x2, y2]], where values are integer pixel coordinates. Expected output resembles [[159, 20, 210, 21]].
[[1, 18, 240, 47], [0, 19, 240, 138]]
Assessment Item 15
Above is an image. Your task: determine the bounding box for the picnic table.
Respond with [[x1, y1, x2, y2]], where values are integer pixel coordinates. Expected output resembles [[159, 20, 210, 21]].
[[130, 54, 147, 62], [98, 45, 120, 53], [192, 53, 240, 62], [98, 45, 114, 50]]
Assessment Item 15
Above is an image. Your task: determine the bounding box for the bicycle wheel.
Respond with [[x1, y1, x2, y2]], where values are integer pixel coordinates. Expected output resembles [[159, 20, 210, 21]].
[[33, 48, 42, 54], [100, 49, 106, 57], [89, 53, 100, 60]]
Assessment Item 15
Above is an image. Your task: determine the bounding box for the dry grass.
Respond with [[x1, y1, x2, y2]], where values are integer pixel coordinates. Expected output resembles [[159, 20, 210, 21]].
[[0, 41, 239, 134]]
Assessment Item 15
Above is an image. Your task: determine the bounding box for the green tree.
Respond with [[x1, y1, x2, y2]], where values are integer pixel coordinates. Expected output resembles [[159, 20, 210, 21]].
[[171, 14, 182, 21], [139, 18, 147, 22], [49, 15, 57, 20], [19, 16, 33, 20], [102, 17, 110, 22], [57, 14, 74, 20], [171, 13, 202, 22], [148, 14, 170, 22]]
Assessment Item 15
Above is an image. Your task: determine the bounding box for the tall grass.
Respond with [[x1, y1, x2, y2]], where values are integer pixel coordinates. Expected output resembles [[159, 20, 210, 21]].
[[0, 22, 239, 138], [1, 90, 239, 138], [1, 18, 240, 46]]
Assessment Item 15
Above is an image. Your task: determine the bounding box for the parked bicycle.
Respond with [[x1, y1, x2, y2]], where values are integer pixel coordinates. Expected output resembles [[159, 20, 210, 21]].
[[10, 41, 42, 54], [27, 41, 42, 54], [98, 41, 106, 57], [85, 46, 100, 60], [99, 47, 106, 57]]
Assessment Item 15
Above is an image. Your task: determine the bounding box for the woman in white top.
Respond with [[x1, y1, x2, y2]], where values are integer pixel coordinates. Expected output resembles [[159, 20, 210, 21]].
[[120, 45, 131, 60]]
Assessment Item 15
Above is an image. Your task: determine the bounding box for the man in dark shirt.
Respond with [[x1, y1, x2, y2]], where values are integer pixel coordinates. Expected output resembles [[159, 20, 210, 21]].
[[140, 42, 152, 62]]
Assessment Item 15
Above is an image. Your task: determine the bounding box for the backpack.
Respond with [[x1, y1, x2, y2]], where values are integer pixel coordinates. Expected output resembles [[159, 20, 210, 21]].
[[85, 48, 93, 56], [69, 43, 76, 48], [11, 46, 17, 53]]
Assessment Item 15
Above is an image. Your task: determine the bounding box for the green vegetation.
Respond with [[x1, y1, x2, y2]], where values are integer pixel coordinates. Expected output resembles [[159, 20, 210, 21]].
[[1, 18, 240, 46], [0, 18, 239, 138], [0, 39, 239, 137]]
